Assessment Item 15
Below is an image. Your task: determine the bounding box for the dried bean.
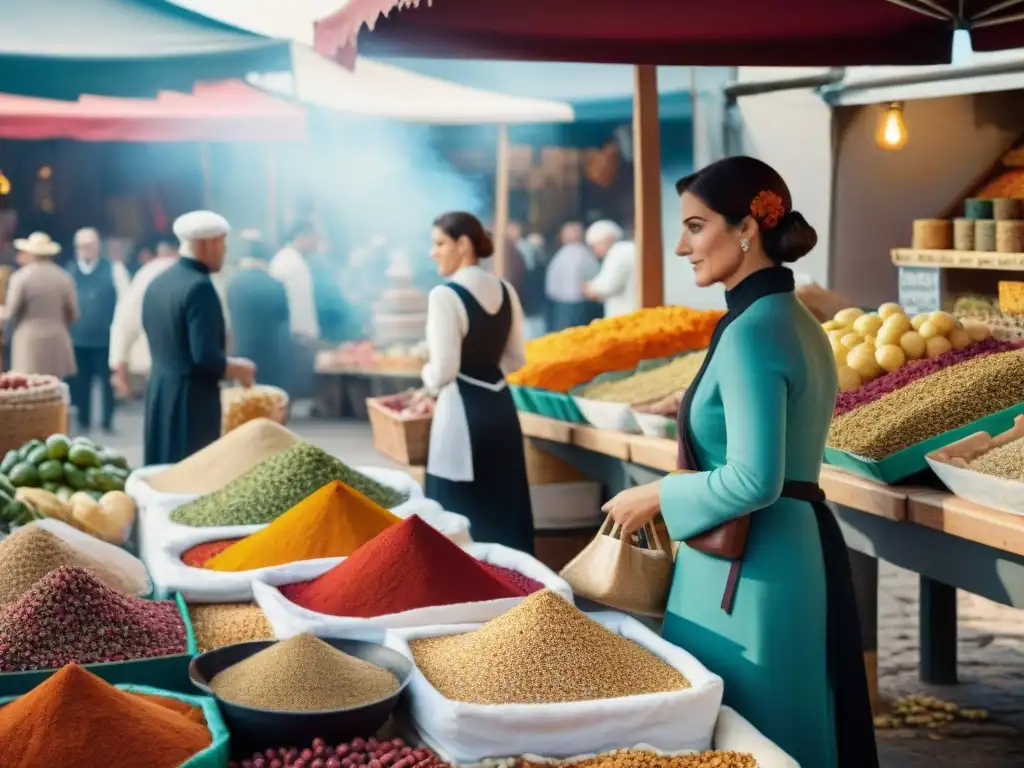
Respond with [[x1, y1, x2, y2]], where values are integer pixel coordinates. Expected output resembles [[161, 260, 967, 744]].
[[520, 751, 756, 768]]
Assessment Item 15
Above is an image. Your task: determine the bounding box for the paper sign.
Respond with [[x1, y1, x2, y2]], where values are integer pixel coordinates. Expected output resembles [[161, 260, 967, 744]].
[[999, 281, 1024, 314], [898, 267, 942, 316]]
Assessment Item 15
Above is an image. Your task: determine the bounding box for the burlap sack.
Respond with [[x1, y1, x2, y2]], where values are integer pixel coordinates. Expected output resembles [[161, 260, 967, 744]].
[[560, 515, 673, 617]]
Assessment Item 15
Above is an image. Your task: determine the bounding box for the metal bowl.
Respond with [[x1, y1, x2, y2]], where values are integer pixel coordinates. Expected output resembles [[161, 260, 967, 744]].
[[189, 637, 413, 753]]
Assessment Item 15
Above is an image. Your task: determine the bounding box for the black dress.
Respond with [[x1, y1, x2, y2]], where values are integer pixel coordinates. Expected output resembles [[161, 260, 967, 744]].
[[141, 258, 226, 465], [226, 264, 292, 391], [425, 283, 535, 554]]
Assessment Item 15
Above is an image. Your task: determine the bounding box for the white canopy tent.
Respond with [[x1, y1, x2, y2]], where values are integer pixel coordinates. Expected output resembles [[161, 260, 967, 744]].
[[172, 1, 574, 124], [249, 43, 574, 124]]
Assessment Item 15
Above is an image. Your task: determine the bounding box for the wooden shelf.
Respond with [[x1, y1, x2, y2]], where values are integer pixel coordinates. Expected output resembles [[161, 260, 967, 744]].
[[908, 490, 1024, 557], [628, 435, 677, 472], [518, 412, 574, 443], [573, 424, 632, 459], [892, 247, 1024, 271], [819, 466, 909, 521]]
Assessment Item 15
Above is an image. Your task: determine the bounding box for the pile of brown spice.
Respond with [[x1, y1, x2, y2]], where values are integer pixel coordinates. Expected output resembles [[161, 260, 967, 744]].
[[827, 349, 1024, 460], [0, 526, 146, 608], [409, 590, 689, 705], [188, 603, 274, 653], [210, 633, 399, 712], [968, 435, 1024, 481], [147, 418, 301, 494], [519, 751, 756, 768]]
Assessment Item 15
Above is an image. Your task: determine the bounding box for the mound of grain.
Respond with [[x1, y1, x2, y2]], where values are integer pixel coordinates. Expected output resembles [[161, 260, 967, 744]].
[[969, 435, 1024, 481], [827, 349, 1024, 460], [147, 418, 301, 494], [210, 633, 399, 712], [409, 590, 689, 704], [581, 351, 707, 405], [0, 527, 145, 607], [188, 603, 273, 653]]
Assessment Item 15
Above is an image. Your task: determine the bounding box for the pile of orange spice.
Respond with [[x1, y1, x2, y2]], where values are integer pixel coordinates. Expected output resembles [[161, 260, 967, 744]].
[[507, 306, 723, 392]]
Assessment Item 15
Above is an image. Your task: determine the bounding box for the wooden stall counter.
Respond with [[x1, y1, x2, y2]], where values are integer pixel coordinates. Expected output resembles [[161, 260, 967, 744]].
[[908, 490, 1024, 558]]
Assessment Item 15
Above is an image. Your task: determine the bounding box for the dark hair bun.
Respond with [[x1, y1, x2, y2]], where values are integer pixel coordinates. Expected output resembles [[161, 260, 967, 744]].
[[763, 210, 817, 264], [476, 230, 495, 259]]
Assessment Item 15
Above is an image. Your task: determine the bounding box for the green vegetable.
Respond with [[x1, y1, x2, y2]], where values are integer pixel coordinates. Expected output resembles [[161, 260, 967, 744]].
[[63, 463, 88, 490], [45, 434, 71, 461], [41, 481, 61, 494], [95, 467, 126, 492], [18, 440, 44, 461], [84, 468, 104, 491], [25, 445, 49, 466], [0, 489, 13, 516], [8, 462, 40, 488], [38, 460, 64, 483], [0, 473, 15, 498], [68, 444, 100, 470], [100, 450, 129, 471], [0, 449, 20, 475], [5, 500, 33, 526], [71, 435, 96, 449]]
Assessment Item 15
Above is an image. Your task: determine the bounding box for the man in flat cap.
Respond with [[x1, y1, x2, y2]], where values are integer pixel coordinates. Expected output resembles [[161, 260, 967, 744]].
[[141, 210, 256, 465]]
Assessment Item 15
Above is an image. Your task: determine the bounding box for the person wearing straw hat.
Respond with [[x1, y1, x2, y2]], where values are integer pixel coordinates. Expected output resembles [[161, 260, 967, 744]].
[[141, 211, 255, 465], [1, 232, 78, 379]]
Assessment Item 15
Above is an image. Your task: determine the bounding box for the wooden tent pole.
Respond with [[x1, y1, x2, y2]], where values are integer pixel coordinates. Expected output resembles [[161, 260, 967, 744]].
[[493, 124, 511, 278], [633, 65, 664, 307]]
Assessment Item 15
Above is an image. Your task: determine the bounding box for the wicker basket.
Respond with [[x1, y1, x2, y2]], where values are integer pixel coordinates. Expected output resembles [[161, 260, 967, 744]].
[[366, 396, 431, 466], [0, 385, 68, 457]]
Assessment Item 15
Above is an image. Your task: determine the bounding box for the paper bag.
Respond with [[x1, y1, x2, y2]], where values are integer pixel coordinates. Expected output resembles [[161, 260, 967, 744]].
[[560, 515, 673, 617]]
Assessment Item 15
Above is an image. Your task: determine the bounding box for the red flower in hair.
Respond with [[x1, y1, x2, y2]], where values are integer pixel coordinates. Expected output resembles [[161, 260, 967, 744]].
[[750, 190, 786, 230]]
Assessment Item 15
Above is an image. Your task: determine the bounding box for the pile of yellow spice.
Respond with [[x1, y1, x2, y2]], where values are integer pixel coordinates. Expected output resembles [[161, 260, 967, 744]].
[[508, 307, 722, 393]]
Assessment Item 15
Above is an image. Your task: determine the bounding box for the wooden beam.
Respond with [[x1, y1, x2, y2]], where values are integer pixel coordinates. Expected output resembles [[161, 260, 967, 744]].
[[493, 124, 511, 278], [633, 65, 664, 308]]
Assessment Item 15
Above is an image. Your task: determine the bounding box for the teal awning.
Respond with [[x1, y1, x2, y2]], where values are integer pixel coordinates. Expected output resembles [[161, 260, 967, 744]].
[[0, 0, 291, 100]]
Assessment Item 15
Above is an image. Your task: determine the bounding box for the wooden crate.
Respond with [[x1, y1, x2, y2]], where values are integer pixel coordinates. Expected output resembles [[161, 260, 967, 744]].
[[366, 397, 431, 466]]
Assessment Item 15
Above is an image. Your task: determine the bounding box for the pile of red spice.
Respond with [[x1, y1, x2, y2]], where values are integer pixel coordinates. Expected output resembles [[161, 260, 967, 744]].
[[181, 538, 242, 568], [834, 337, 1017, 416], [0, 664, 212, 768], [0, 566, 188, 672], [281, 515, 520, 617], [479, 562, 544, 596]]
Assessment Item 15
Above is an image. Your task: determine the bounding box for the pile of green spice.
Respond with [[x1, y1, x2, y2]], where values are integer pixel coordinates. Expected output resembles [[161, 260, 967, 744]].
[[210, 633, 399, 712], [409, 590, 689, 704], [169, 443, 408, 527]]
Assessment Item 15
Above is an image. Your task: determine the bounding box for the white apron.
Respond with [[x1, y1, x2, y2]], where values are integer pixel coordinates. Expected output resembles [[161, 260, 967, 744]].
[[426, 373, 508, 483]]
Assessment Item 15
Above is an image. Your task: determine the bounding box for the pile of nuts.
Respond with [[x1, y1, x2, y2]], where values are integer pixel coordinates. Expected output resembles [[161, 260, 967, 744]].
[[222, 386, 288, 434], [519, 751, 757, 768], [873, 693, 989, 730]]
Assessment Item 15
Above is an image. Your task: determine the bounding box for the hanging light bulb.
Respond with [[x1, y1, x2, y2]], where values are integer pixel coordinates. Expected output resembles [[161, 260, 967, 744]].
[[876, 102, 909, 151]]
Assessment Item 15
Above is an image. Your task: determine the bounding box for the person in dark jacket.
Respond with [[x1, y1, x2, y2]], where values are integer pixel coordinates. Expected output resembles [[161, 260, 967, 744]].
[[142, 211, 255, 465], [227, 235, 292, 391], [66, 227, 130, 433]]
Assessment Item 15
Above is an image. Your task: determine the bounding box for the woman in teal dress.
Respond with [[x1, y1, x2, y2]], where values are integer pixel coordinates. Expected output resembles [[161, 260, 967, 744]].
[[604, 156, 877, 768]]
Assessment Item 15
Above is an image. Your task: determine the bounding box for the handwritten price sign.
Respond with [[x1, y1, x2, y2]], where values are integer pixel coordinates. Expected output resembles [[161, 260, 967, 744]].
[[999, 281, 1024, 314]]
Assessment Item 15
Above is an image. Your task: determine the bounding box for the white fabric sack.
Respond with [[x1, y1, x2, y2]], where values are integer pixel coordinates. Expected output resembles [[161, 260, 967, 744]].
[[385, 611, 723, 763], [145, 528, 342, 602], [253, 542, 574, 638], [24, 518, 153, 597]]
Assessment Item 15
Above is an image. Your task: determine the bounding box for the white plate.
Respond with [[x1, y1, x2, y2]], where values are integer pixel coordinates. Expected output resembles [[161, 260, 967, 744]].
[[925, 456, 1024, 517], [631, 409, 676, 439], [572, 397, 641, 433]]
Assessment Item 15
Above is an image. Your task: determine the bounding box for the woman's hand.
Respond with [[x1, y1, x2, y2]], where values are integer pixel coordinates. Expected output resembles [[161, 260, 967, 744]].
[[603, 481, 661, 535]]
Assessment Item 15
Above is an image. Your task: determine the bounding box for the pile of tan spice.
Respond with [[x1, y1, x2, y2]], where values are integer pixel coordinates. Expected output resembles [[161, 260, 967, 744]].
[[580, 351, 707, 405], [968, 435, 1024, 481], [409, 590, 689, 705], [210, 633, 399, 712], [827, 349, 1024, 460], [0, 526, 146, 607], [147, 418, 301, 494], [519, 751, 756, 768], [187, 603, 273, 653], [874, 693, 989, 731]]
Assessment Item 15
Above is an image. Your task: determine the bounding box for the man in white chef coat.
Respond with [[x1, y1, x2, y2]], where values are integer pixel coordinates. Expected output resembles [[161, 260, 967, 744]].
[[270, 219, 320, 411], [583, 220, 637, 318]]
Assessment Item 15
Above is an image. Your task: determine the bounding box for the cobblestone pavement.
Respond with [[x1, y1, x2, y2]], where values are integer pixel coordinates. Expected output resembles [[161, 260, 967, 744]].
[[98, 403, 1024, 766]]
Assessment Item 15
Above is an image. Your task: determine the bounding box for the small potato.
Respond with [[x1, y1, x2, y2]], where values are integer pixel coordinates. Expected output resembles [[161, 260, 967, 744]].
[[900, 330, 927, 359], [926, 335, 953, 358], [910, 314, 930, 331], [918, 320, 941, 339], [929, 311, 957, 335], [853, 313, 884, 336], [947, 328, 971, 350], [877, 302, 904, 320], [840, 333, 865, 350], [834, 307, 864, 325], [837, 366, 862, 393], [875, 344, 906, 373]]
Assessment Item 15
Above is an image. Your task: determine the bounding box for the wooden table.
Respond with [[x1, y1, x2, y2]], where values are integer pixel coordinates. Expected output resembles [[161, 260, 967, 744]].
[[518, 412, 1024, 691]]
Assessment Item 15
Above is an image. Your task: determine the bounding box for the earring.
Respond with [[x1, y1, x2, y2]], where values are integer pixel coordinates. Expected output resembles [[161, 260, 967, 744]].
[[740, 238, 750, 253]]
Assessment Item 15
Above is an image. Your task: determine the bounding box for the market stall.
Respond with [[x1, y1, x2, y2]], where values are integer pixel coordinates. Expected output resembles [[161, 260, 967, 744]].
[[0, 398, 798, 767]]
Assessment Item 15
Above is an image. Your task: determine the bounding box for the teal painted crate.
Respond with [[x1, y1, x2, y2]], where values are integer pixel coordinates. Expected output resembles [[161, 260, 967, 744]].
[[0, 682, 228, 768], [0, 592, 197, 697], [527, 387, 585, 423], [825, 401, 1024, 484], [509, 384, 536, 414]]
